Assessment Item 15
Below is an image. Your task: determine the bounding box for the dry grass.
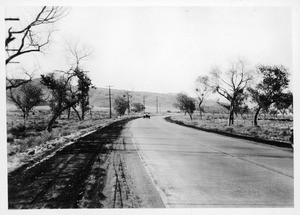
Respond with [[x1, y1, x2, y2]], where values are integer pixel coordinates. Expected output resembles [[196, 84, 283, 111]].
[[171, 113, 293, 143], [6, 106, 118, 170]]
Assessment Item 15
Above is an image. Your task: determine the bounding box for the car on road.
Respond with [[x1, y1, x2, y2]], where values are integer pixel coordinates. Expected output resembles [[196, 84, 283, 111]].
[[143, 114, 151, 119]]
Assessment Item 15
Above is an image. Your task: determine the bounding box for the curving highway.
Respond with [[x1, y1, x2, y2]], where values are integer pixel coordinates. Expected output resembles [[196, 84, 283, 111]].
[[128, 116, 293, 208]]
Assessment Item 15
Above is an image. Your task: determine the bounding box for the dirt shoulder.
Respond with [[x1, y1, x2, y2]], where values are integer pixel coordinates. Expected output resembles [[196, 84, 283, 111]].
[[8, 117, 164, 209], [100, 120, 165, 208]]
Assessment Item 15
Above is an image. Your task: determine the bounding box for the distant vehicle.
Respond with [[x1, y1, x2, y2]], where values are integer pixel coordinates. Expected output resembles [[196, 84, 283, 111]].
[[143, 114, 150, 119]]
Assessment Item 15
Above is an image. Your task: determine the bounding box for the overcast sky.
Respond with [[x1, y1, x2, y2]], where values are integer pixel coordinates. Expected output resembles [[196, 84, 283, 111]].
[[5, 6, 292, 96]]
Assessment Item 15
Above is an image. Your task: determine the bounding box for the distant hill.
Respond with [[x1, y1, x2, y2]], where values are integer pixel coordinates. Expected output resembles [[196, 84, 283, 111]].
[[89, 88, 178, 112], [6, 78, 227, 113], [89, 87, 227, 113]]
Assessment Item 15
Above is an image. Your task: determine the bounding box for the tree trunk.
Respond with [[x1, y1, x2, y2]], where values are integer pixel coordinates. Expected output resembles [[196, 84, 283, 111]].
[[198, 103, 202, 119], [72, 106, 82, 121], [81, 104, 85, 120], [46, 113, 60, 132], [229, 110, 234, 125], [47, 103, 77, 132], [188, 112, 193, 121], [228, 102, 234, 125], [23, 112, 26, 127], [254, 106, 261, 126], [67, 107, 71, 119]]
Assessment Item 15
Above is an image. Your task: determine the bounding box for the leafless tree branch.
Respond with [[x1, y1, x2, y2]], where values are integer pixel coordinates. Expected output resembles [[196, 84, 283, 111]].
[[6, 6, 69, 65]]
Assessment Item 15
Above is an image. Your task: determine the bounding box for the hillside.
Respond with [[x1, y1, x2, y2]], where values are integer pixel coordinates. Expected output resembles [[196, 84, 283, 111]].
[[89, 87, 226, 113], [6, 78, 225, 113], [89, 88, 178, 112]]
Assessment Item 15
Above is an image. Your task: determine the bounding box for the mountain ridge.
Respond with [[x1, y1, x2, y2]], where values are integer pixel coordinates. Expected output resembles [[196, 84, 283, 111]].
[[6, 78, 224, 113]]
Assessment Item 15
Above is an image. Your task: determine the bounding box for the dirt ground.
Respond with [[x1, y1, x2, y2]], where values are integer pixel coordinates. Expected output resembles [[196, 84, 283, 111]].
[[8, 118, 164, 209]]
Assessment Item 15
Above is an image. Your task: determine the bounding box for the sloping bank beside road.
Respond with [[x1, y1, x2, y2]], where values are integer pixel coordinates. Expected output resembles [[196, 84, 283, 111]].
[[164, 116, 293, 150], [8, 116, 164, 208]]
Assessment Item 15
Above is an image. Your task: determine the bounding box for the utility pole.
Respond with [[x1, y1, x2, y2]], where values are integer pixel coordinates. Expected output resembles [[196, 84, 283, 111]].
[[143, 95, 146, 114], [106, 85, 113, 118], [156, 97, 158, 114], [159, 103, 161, 114]]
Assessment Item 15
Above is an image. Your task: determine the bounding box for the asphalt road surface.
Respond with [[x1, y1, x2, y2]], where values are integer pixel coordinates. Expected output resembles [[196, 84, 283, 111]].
[[128, 116, 293, 208]]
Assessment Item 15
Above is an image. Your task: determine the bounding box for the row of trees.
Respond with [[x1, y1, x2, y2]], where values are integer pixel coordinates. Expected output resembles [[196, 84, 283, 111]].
[[175, 59, 293, 126], [8, 53, 94, 132]]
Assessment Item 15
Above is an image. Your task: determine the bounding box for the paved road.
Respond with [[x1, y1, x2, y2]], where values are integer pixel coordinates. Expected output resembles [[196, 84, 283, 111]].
[[128, 116, 293, 208]]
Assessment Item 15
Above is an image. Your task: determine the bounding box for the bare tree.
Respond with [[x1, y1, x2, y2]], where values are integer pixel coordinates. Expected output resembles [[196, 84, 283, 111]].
[[5, 6, 69, 89], [66, 40, 92, 68], [195, 75, 210, 118], [208, 59, 253, 125], [66, 41, 93, 120]]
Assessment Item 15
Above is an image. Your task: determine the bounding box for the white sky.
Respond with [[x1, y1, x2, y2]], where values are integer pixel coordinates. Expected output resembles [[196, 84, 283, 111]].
[[5, 6, 293, 96]]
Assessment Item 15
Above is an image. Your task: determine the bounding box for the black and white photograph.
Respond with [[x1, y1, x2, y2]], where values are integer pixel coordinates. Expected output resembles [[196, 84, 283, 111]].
[[2, 0, 300, 214]]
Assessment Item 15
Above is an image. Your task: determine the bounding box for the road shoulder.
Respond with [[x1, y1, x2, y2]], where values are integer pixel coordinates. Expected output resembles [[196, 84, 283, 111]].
[[101, 121, 165, 208]]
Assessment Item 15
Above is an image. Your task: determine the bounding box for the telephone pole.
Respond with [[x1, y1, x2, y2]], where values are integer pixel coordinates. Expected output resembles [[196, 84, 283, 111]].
[[159, 103, 161, 114], [106, 86, 113, 118], [143, 95, 146, 114], [156, 97, 159, 114]]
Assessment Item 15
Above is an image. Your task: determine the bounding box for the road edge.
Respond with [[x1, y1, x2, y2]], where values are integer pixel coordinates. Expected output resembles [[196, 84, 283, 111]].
[[164, 116, 293, 150]]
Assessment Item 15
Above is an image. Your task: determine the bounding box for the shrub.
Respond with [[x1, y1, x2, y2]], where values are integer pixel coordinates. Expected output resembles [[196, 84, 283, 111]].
[[61, 130, 71, 136], [13, 139, 28, 152], [35, 124, 47, 132], [25, 136, 36, 148], [249, 131, 258, 137], [7, 133, 15, 143], [32, 136, 44, 146], [78, 124, 89, 130], [9, 124, 26, 134], [225, 127, 234, 133]]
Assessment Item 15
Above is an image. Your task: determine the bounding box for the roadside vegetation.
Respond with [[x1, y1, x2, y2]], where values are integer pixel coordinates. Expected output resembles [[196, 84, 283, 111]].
[[170, 113, 293, 144], [173, 58, 293, 145], [6, 106, 125, 172]]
